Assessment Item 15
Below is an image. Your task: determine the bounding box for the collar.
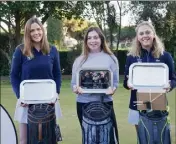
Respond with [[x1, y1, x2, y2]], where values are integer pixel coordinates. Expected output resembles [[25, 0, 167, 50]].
[[141, 47, 154, 54], [32, 47, 43, 56]]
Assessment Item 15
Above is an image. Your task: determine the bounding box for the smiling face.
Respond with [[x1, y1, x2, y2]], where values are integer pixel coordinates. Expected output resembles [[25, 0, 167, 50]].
[[30, 22, 43, 43], [87, 30, 101, 53], [137, 25, 155, 49]]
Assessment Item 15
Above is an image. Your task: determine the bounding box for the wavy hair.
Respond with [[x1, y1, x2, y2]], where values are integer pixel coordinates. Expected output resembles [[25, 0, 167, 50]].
[[128, 21, 164, 58]]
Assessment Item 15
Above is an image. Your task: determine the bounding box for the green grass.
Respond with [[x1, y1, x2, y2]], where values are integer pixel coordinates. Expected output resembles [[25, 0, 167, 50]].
[[1, 77, 175, 144]]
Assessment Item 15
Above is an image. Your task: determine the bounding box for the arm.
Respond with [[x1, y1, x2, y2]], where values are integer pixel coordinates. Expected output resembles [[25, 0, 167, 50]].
[[52, 47, 62, 94], [106, 55, 119, 95], [110, 55, 119, 89], [166, 52, 176, 91], [71, 58, 78, 91], [123, 55, 131, 90], [71, 56, 84, 94], [10, 47, 22, 99]]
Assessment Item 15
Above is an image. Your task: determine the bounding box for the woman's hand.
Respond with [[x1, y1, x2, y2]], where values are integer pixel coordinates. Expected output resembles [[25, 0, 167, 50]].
[[49, 98, 58, 104], [20, 103, 28, 107], [106, 87, 116, 95], [73, 85, 83, 94], [127, 75, 134, 90], [164, 80, 171, 92]]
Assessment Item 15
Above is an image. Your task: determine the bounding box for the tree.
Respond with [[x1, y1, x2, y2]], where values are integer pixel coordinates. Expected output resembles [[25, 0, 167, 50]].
[[63, 18, 90, 40], [0, 1, 86, 64], [120, 26, 135, 41], [161, 2, 176, 68], [105, 1, 124, 55], [88, 1, 105, 31], [106, 1, 114, 49], [127, 1, 176, 69], [128, 2, 175, 50], [0, 2, 42, 47], [47, 17, 64, 50], [129, 1, 168, 34], [115, 1, 122, 54]]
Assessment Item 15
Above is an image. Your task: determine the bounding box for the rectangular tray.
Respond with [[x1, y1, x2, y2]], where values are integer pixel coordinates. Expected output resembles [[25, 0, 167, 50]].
[[128, 63, 169, 89], [76, 68, 113, 93], [19, 79, 57, 104]]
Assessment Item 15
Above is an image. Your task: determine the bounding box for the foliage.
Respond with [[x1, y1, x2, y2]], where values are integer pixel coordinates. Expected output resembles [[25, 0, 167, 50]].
[[65, 42, 83, 74], [88, 1, 105, 30], [128, 1, 176, 68], [0, 1, 87, 67], [0, 47, 128, 76], [0, 34, 10, 75], [106, 1, 117, 48], [60, 49, 128, 75], [129, 1, 168, 36], [63, 18, 91, 40], [162, 2, 176, 69], [161, 2, 176, 53], [130, 2, 167, 23], [120, 26, 135, 41], [47, 17, 64, 50], [0, 1, 87, 41]]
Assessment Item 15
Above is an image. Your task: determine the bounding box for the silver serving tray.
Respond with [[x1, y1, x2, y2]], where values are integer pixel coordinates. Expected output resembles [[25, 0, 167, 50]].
[[128, 63, 169, 89], [76, 67, 113, 93], [19, 79, 57, 104]]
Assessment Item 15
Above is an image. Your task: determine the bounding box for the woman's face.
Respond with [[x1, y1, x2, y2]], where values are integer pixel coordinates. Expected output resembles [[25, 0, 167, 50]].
[[137, 25, 155, 49], [30, 22, 43, 43], [87, 30, 101, 53]]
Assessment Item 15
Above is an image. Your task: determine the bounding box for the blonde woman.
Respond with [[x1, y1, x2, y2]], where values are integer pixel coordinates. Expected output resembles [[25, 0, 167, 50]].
[[123, 21, 176, 132]]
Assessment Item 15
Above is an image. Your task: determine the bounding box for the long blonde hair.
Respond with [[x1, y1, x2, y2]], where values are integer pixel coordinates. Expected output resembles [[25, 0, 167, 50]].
[[128, 21, 164, 58], [81, 26, 113, 63], [23, 17, 50, 57]]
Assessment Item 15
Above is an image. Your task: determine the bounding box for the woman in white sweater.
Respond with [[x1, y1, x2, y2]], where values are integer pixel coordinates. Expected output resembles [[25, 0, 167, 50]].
[[71, 26, 119, 144]]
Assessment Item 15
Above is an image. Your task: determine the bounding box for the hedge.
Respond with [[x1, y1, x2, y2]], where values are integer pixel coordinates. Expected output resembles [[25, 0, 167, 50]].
[[60, 50, 127, 75], [0, 49, 127, 76]]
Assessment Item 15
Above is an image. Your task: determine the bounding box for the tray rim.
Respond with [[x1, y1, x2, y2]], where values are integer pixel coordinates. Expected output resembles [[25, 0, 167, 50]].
[[76, 67, 113, 94], [19, 79, 57, 102], [128, 62, 169, 89]]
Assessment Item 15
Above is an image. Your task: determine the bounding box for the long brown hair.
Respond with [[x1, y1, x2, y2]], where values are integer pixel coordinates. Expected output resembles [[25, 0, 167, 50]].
[[81, 26, 113, 62], [23, 17, 50, 57], [128, 21, 164, 58]]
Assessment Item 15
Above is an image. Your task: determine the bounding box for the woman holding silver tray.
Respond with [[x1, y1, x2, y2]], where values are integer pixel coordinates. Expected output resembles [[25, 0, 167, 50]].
[[123, 21, 176, 142], [10, 17, 62, 144], [71, 27, 119, 144]]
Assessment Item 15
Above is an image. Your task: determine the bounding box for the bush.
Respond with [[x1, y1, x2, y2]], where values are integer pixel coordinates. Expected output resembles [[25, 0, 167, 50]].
[[60, 42, 82, 75], [0, 33, 128, 76], [0, 34, 10, 76], [59, 49, 127, 75]]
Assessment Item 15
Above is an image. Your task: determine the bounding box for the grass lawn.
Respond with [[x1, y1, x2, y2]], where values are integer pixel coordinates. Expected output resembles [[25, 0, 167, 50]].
[[1, 76, 175, 144]]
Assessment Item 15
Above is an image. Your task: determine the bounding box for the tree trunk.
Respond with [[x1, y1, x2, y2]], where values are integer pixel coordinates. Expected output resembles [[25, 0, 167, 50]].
[[89, 2, 103, 31], [115, 1, 122, 57], [0, 49, 11, 65], [15, 10, 21, 46], [106, 1, 113, 49]]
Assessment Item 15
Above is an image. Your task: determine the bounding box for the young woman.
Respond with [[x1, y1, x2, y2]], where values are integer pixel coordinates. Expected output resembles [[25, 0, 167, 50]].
[[123, 21, 176, 131], [71, 26, 119, 143], [10, 17, 61, 144]]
